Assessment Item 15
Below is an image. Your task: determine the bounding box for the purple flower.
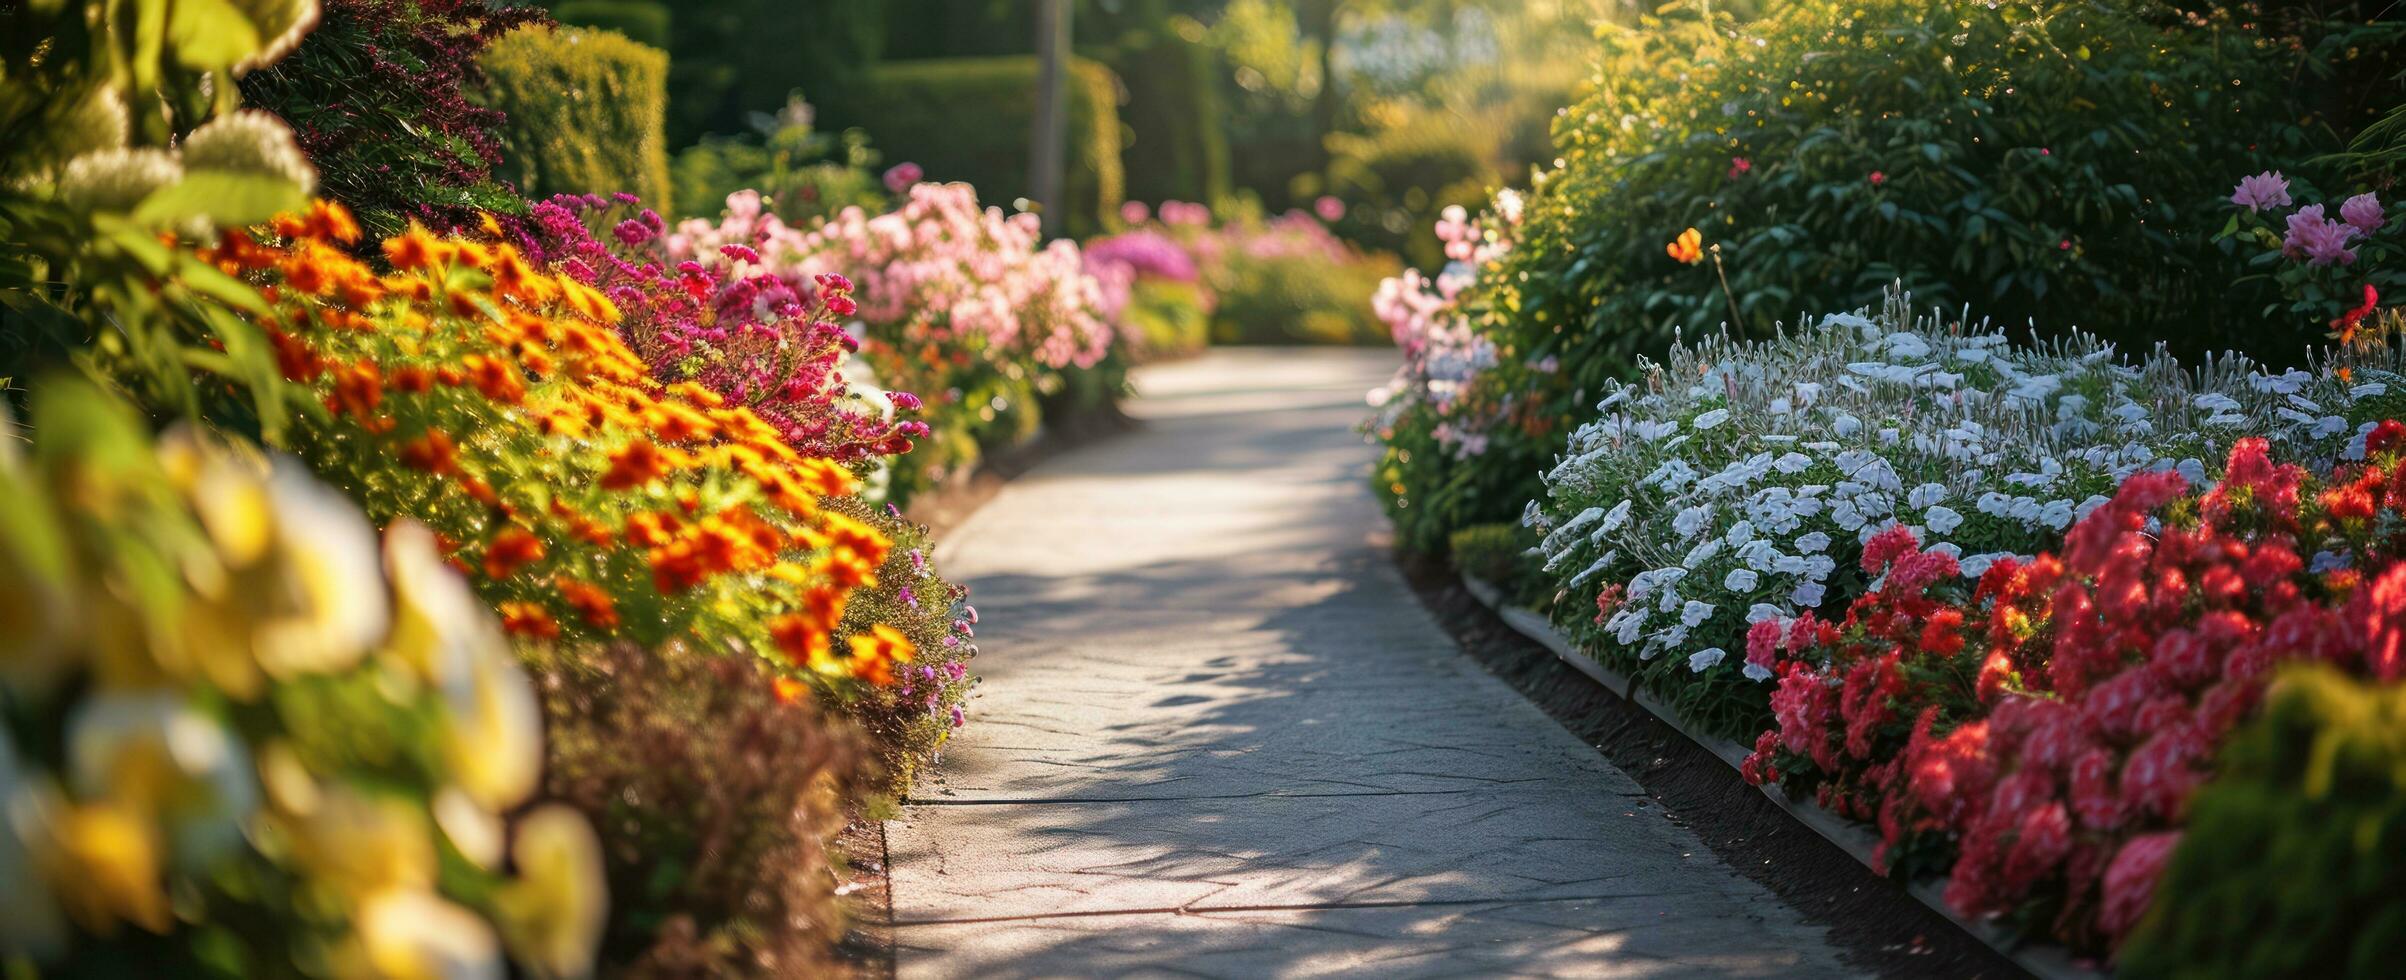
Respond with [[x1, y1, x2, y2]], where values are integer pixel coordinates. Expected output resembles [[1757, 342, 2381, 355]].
[[613, 218, 654, 246], [2284, 204, 2359, 266], [2341, 192, 2386, 233], [2230, 170, 2291, 212], [898, 585, 919, 610]]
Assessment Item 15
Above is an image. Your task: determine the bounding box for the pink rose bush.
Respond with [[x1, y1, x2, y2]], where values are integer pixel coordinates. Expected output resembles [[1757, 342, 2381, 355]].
[[667, 182, 1119, 499], [2219, 170, 2400, 346]]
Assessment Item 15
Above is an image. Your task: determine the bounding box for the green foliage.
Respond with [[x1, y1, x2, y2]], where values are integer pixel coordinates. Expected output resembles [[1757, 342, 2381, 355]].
[[551, 0, 667, 48], [239, 0, 544, 240], [2, 0, 317, 439], [481, 25, 672, 209], [1104, 16, 1234, 207], [854, 56, 1127, 236], [2120, 665, 2406, 978], [530, 640, 856, 976], [1447, 522, 1537, 598], [1204, 226, 1397, 345], [1328, 112, 1498, 268], [661, 0, 884, 146], [1121, 279, 1214, 360], [669, 98, 887, 223], [1407, 0, 2357, 547], [831, 500, 975, 797]]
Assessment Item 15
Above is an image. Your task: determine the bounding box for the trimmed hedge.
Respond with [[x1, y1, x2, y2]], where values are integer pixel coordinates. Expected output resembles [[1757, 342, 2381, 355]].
[[550, 0, 668, 48], [853, 56, 1125, 235], [481, 25, 672, 209]]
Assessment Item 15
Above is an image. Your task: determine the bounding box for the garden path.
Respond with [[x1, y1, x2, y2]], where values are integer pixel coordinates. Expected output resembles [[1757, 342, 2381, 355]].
[[888, 348, 1857, 978]]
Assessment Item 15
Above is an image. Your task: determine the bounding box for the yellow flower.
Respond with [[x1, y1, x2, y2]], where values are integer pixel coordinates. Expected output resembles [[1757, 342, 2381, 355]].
[[383, 523, 544, 811], [351, 888, 506, 980], [494, 806, 608, 980]]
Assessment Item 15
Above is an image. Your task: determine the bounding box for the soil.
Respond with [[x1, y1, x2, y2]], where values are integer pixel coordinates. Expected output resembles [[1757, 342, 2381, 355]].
[[1396, 553, 2031, 980]]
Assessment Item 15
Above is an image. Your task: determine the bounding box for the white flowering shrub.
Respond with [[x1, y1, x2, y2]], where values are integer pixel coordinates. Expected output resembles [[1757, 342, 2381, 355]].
[[1528, 291, 2398, 735]]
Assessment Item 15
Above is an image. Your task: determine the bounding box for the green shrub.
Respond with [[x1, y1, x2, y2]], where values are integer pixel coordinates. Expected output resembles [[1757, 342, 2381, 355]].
[[1402, 0, 2356, 549], [1446, 522, 1537, 598], [663, 0, 885, 146], [239, 0, 545, 240], [1107, 16, 1233, 207], [2119, 665, 2406, 978], [551, 0, 668, 48], [669, 98, 887, 223], [481, 25, 672, 208], [1328, 113, 1500, 269], [531, 640, 857, 977], [853, 56, 1125, 235], [1208, 240, 1396, 345], [1121, 279, 1214, 359]]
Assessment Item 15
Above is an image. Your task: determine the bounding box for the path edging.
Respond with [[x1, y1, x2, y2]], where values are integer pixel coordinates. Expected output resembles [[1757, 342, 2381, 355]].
[[1459, 572, 2104, 980]]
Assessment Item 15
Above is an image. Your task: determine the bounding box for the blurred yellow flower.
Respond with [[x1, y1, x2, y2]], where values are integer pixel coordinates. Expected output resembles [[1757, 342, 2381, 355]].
[[495, 805, 607, 980]]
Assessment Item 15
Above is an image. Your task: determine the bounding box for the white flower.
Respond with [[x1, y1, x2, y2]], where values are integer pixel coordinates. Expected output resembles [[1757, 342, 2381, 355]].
[[1672, 504, 1712, 540], [1794, 531, 1832, 553], [1746, 603, 1784, 623], [1743, 662, 1774, 682], [1694, 408, 1732, 430], [1924, 505, 1964, 535], [1791, 582, 1826, 607], [1680, 600, 1714, 628], [1603, 499, 1633, 531], [1907, 483, 1948, 509], [1688, 647, 1727, 672], [1724, 568, 1760, 592]]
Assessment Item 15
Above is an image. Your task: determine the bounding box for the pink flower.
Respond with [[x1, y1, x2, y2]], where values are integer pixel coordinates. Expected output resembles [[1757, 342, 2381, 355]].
[[1868, 170, 1886, 186], [1313, 195, 1347, 222], [2229, 170, 2292, 212], [1728, 156, 1752, 180], [2341, 192, 2386, 233], [883, 162, 924, 194], [2098, 832, 2182, 940], [1120, 200, 1151, 226], [2284, 203, 2359, 266]]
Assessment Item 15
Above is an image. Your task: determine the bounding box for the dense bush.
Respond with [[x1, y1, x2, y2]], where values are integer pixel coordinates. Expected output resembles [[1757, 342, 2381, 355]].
[[240, 0, 545, 239], [481, 25, 673, 210], [532, 640, 856, 976], [550, 0, 667, 47], [1121, 202, 1397, 345], [1098, 15, 1232, 207], [0, 378, 602, 976], [2120, 665, 2406, 977], [1326, 113, 1499, 270], [1085, 227, 1214, 359], [660, 0, 885, 147], [1409, 0, 2355, 546], [670, 97, 889, 224], [851, 57, 1126, 236]]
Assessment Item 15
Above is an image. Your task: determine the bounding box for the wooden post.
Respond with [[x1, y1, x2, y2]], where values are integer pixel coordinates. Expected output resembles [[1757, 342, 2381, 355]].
[[1031, 0, 1071, 235]]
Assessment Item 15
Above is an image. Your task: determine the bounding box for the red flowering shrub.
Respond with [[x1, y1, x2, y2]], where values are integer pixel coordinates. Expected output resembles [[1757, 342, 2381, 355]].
[[1747, 427, 2406, 956]]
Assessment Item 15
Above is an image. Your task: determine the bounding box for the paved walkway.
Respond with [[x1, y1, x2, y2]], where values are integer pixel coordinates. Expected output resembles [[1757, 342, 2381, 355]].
[[890, 349, 1856, 978]]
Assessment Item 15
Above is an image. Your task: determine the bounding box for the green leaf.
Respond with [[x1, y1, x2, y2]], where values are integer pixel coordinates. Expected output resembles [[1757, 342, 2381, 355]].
[[132, 171, 306, 230], [165, 0, 264, 71]]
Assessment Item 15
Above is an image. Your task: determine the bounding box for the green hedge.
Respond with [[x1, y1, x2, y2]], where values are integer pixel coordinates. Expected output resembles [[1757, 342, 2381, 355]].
[[1108, 18, 1231, 207], [482, 25, 672, 209], [853, 56, 1124, 235], [2120, 665, 2406, 978], [550, 0, 668, 48]]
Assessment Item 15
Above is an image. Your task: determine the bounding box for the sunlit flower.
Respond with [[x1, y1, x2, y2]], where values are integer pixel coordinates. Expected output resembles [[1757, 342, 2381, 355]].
[[1666, 227, 1704, 265]]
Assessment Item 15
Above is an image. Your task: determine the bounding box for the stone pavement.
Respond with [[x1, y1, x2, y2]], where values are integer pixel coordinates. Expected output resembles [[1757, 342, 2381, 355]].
[[889, 348, 1858, 978]]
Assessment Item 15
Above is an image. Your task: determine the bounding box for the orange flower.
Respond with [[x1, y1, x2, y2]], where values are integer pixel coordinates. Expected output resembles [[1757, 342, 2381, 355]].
[[845, 624, 916, 686], [481, 526, 546, 580], [624, 510, 680, 548], [309, 199, 362, 244], [267, 328, 324, 382], [498, 601, 560, 639], [1666, 227, 1704, 265], [602, 438, 671, 490], [329, 361, 383, 420], [383, 223, 444, 271], [769, 613, 834, 671], [460, 354, 527, 405], [772, 676, 811, 705], [398, 429, 459, 474], [554, 576, 620, 630]]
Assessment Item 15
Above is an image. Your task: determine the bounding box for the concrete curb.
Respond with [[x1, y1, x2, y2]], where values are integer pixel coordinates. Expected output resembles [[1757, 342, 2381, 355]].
[[1459, 573, 2108, 980]]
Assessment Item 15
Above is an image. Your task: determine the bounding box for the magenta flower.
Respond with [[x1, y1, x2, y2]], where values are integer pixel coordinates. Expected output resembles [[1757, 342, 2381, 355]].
[[883, 161, 924, 194], [1120, 199, 1151, 225], [1868, 170, 1886, 187], [2229, 170, 2291, 212], [2284, 203, 2359, 266], [1728, 156, 1752, 180], [2341, 192, 2386, 233], [1313, 195, 1346, 222]]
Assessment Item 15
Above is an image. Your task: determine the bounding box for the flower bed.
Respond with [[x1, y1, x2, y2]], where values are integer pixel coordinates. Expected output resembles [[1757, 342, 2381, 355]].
[[1525, 294, 2386, 735]]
